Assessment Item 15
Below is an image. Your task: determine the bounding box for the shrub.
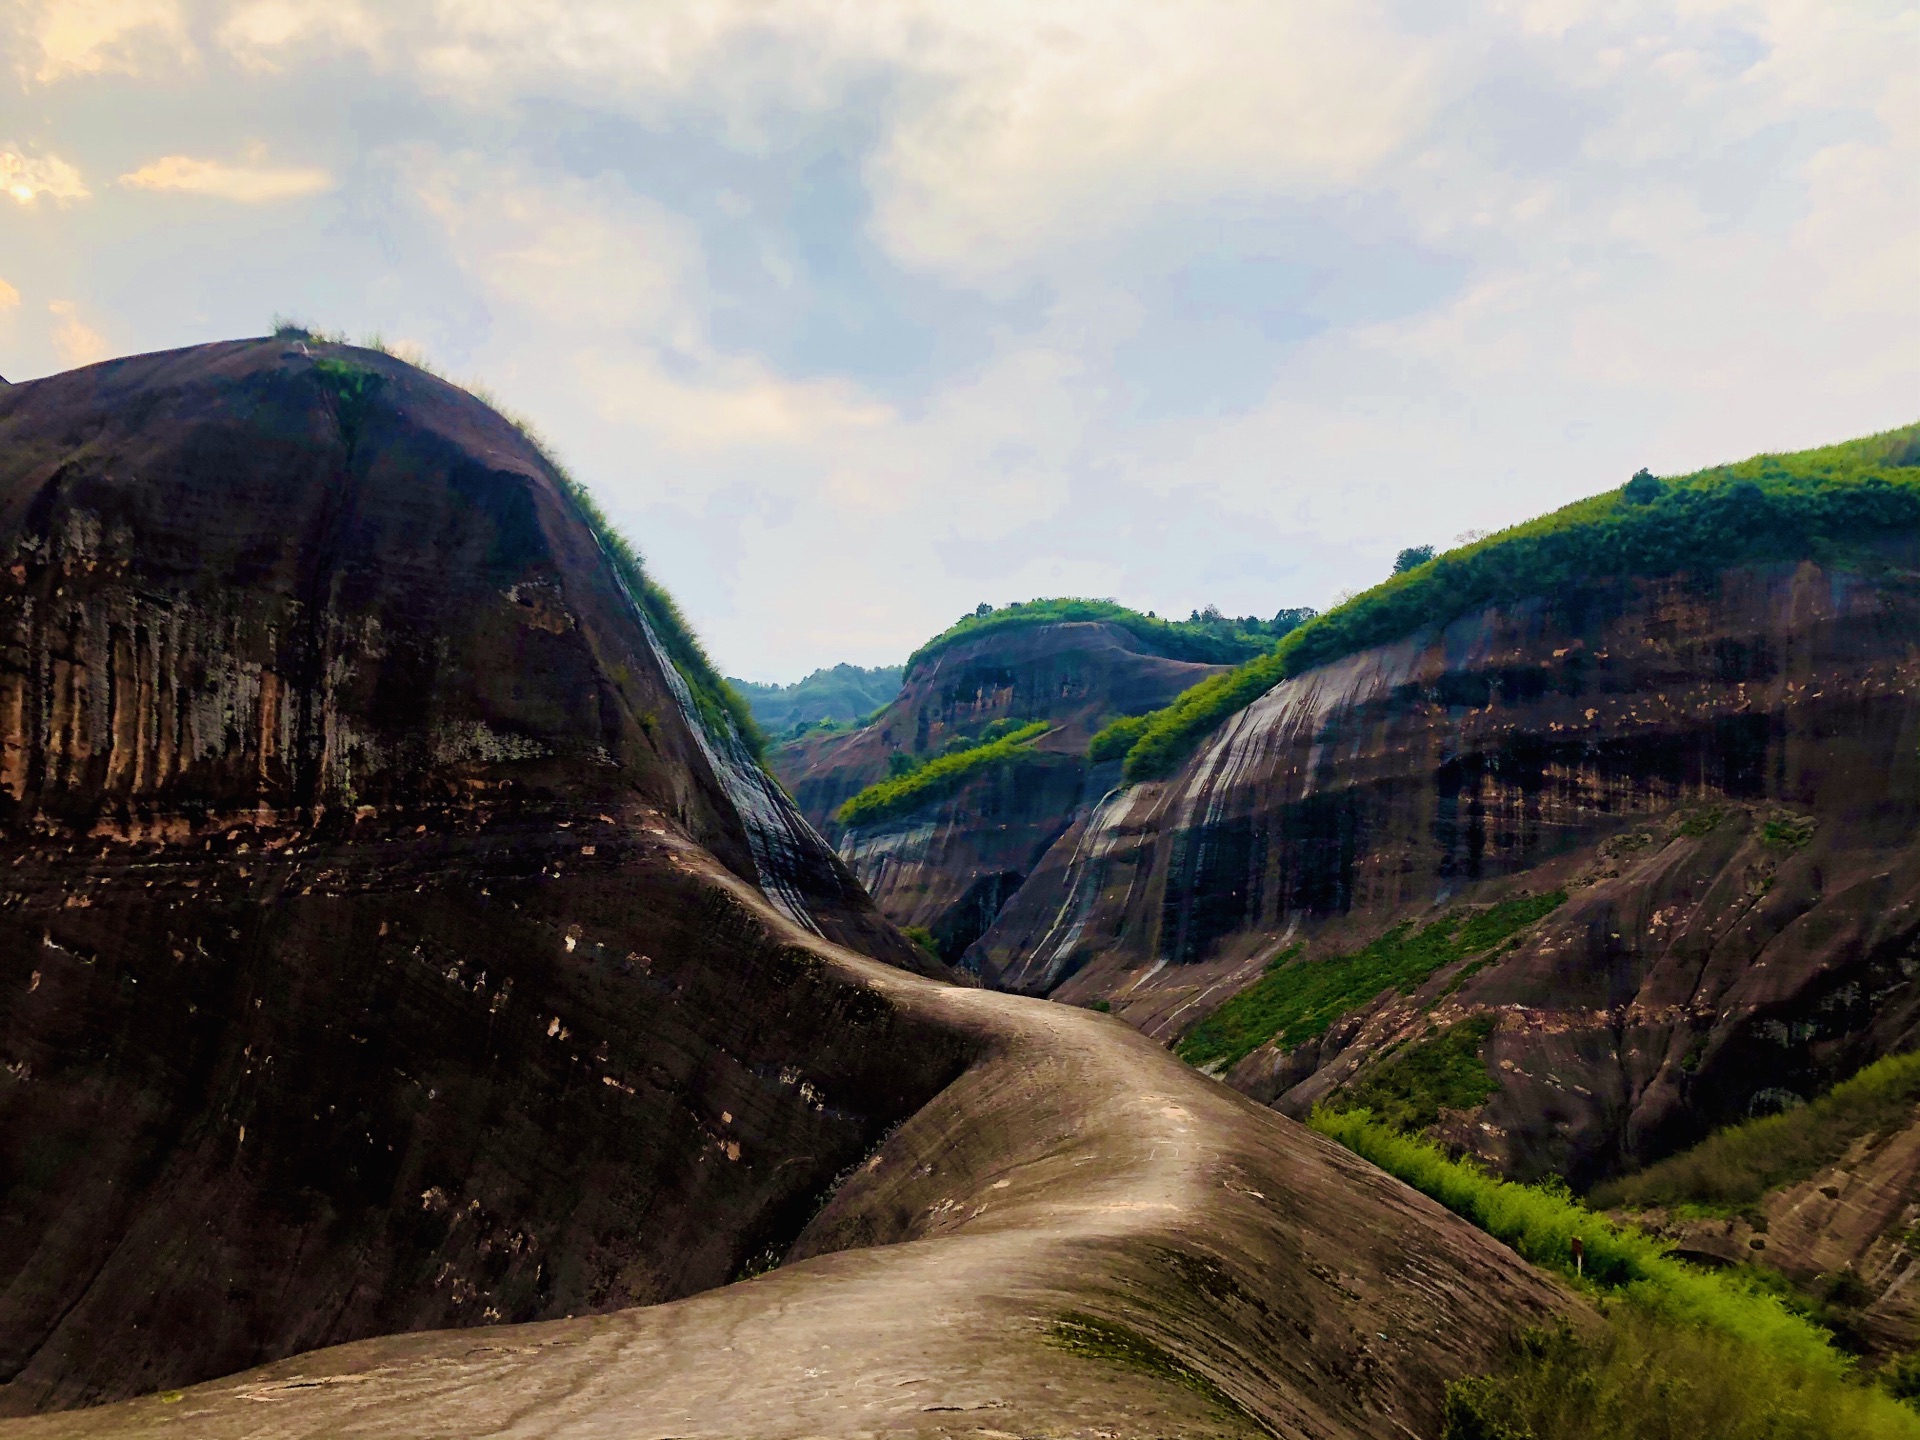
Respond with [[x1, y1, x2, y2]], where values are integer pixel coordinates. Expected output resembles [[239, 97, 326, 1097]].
[[547, 464, 766, 759], [1176, 892, 1564, 1072], [1881, 1350, 1920, 1406], [1312, 1110, 1858, 1375], [1118, 423, 1920, 781], [1394, 544, 1437, 574], [1335, 1016, 1499, 1131], [1442, 1309, 1920, 1440], [1624, 468, 1666, 504], [837, 721, 1051, 827], [1087, 713, 1152, 763], [1589, 1050, 1920, 1213]]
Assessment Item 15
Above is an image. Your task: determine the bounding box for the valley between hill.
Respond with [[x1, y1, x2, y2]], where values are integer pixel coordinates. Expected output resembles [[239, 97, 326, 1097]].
[[4, 334, 1918, 1435]]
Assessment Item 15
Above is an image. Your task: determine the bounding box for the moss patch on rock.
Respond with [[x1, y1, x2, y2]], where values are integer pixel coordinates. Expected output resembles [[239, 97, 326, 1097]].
[[1334, 1016, 1500, 1132]]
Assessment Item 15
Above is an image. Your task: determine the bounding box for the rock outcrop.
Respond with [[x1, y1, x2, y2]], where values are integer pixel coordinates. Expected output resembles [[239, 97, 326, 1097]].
[[774, 617, 1232, 960], [0, 851, 1577, 1440], [0, 339, 952, 1412], [974, 554, 1920, 1185], [0, 339, 1596, 1438]]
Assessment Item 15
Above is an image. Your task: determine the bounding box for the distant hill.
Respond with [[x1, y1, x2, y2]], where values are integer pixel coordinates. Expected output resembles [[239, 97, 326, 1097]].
[[730, 663, 905, 737], [769, 599, 1315, 964]]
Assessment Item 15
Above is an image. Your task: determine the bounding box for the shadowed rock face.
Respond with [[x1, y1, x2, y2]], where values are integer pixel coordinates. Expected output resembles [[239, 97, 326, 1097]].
[[0, 340, 959, 1413], [975, 560, 1920, 1184], [774, 620, 1228, 960]]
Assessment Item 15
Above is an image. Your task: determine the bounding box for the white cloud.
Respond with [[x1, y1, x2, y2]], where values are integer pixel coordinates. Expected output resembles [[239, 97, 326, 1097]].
[[1, 149, 89, 204], [218, 1, 1445, 277], [18, 0, 192, 83], [857, 2, 1445, 276], [47, 301, 109, 367], [217, 0, 385, 70], [119, 154, 334, 202], [1, 0, 1915, 677]]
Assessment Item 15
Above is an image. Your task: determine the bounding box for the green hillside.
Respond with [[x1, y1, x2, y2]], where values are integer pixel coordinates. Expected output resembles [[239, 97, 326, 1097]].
[[837, 721, 1052, 827], [731, 663, 905, 737], [1101, 422, 1920, 782]]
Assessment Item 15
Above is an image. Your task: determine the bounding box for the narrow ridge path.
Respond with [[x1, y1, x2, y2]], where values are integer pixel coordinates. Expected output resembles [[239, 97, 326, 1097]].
[[5, 857, 1574, 1439]]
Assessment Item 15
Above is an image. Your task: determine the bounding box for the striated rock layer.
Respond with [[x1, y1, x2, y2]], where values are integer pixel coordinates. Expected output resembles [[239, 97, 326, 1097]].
[[976, 559, 1920, 1183], [775, 619, 1227, 960], [0, 339, 950, 1412]]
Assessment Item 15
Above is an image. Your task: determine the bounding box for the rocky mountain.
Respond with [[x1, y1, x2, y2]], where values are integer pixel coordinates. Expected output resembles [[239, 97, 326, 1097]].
[[0, 338, 954, 1412], [0, 339, 1580, 1436], [970, 427, 1920, 1213], [771, 602, 1306, 962]]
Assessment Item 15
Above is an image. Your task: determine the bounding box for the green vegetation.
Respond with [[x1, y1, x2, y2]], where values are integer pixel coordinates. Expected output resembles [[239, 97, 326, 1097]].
[[1394, 544, 1436, 574], [310, 357, 382, 448], [1087, 713, 1152, 763], [1047, 1312, 1260, 1430], [1441, 1309, 1919, 1440], [275, 320, 763, 758], [1335, 1017, 1499, 1131], [1589, 1050, 1920, 1213], [902, 925, 941, 960], [1761, 813, 1818, 851], [1313, 1112, 1920, 1439], [1881, 1351, 1920, 1406], [1176, 893, 1565, 1072], [547, 456, 766, 758], [905, 598, 1312, 678], [837, 721, 1051, 827], [731, 663, 905, 737], [1115, 423, 1920, 781], [1678, 807, 1724, 837]]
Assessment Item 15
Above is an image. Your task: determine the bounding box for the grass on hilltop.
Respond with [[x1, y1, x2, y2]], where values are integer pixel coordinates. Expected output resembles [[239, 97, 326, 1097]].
[[1102, 423, 1920, 782], [837, 720, 1052, 827], [906, 598, 1312, 678], [1176, 892, 1565, 1073], [1589, 1050, 1920, 1214], [1311, 1110, 1920, 1440]]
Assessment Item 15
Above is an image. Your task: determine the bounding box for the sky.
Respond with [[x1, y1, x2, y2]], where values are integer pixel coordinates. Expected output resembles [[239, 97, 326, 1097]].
[[1, 2, 1915, 682]]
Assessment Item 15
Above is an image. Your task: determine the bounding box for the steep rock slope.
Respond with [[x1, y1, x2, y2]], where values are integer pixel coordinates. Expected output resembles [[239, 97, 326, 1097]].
[[977, 553, 1920, 1185], [0, 341, 1595, 1436], [773, 617, 1233, 960], [0, 339, 951, 1413], [0, 848, 1575, 1440]]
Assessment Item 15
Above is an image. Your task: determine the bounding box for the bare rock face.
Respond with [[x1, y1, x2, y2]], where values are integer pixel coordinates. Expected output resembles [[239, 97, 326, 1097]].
[[975, 559, 1920, 1183], [0, 340, 960, 1413], [773, 619, 1228, 960]]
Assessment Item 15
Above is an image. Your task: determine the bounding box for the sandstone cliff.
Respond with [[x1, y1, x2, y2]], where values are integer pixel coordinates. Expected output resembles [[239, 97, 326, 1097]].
[[773, 616, 1235, 961], [0, 338, 956, 1411], [976, 542, 1920, 1188], [0, 340, 1587, 1438]]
